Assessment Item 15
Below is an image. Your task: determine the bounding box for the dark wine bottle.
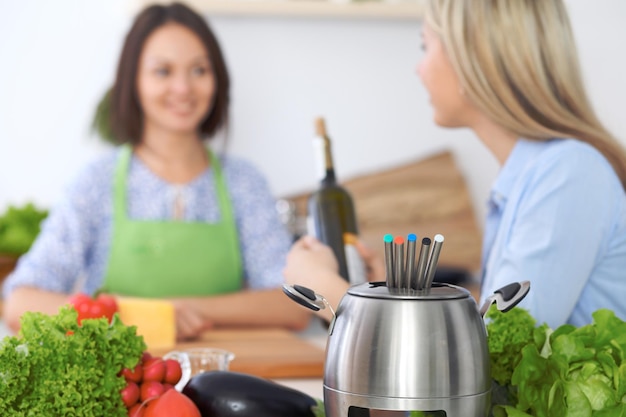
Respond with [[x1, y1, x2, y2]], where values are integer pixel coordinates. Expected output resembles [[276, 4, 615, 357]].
[[306, 117, 365, 284]]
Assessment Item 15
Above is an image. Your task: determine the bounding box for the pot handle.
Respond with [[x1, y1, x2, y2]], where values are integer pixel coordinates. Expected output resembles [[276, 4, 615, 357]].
[[479, 281, 530, 317], [282, 284, 336, 317]]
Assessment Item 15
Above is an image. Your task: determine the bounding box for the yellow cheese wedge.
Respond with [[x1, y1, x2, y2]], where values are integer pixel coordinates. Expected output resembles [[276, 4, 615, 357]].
[[117, 297, 176, 351]]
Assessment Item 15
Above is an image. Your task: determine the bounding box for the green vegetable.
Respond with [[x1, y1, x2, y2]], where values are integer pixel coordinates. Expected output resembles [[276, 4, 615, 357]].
[[488, 308, 626, 417], [486, 305, 547, 387], [0, 306, 146, 416], [0, 202, 48, 255]]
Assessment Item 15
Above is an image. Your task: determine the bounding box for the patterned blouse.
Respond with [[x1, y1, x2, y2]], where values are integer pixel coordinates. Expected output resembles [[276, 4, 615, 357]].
[[2, 148, 293, 297]]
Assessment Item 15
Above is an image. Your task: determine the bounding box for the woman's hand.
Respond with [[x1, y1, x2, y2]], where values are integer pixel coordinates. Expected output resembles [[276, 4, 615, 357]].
[[354, 238, 385, 282], [171, 300, 213, 341], [282, 235, 386, 322], [283, 235, 339, 290], [283, 235, 346, 321]]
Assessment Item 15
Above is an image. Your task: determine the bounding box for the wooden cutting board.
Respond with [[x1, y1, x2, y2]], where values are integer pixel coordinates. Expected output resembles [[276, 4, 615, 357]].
[[152, 328, 325, 379]]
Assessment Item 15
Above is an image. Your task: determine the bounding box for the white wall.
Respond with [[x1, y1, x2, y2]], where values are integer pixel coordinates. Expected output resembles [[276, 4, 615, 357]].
[[1, 0, 625, 229]]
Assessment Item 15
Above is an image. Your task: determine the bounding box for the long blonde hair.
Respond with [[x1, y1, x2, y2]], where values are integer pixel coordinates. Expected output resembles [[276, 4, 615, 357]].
[[424, 0, 626, 189]]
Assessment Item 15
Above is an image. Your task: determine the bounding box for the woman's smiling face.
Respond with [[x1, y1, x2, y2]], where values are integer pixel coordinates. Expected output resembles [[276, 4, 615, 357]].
[[136, 22, 215, 137]]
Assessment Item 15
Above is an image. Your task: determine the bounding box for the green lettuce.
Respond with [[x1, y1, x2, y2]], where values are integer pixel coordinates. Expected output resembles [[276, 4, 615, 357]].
[[0, 306, 146, 416], [489, 308, 626, 417], [0, 203, 48, 255]]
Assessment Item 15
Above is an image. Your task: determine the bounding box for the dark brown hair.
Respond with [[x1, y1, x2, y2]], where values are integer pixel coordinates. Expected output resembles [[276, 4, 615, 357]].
[[102, 2, 229, 144]]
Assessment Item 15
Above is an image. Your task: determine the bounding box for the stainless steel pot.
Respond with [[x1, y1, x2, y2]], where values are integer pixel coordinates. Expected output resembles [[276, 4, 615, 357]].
[[284, 281, 529, 417]]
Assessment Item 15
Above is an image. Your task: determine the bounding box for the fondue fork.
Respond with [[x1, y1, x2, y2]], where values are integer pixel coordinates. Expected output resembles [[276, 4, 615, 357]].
[[383, 234, 394, 288], [393, 236, 405, 288], [415, 237, 431, 290], [423, 234, 445, 291], [406, 233, 418, 290]]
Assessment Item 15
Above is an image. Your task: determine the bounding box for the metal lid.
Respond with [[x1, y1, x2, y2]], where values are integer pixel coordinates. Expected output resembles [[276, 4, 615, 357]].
[[346, 281, 470, 300]]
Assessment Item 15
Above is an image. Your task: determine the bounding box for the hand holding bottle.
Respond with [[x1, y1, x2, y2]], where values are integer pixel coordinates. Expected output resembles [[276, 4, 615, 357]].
[[352, 238, 385, 283], [283, 236, 338, 288]]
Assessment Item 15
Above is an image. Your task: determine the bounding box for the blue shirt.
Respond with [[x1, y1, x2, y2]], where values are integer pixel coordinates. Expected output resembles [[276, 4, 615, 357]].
[[2, 148, 292, 298], [479, 138, 626, 329]]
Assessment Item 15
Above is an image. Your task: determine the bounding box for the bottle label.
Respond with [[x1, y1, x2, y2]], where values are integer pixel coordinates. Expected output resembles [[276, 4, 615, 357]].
[[306, 215, 318, 239], [312, 137, 327, 182], [344, 233, 367, 285]]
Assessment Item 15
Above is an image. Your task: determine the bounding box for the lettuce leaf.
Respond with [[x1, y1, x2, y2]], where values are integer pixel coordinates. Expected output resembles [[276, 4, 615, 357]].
[[0, 306, 146, 415], [486, 305, 546, 387], [496, 309, 626, 417]]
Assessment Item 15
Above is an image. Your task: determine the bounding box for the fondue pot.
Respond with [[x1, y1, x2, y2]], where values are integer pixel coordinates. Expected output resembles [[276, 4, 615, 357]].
[[284, 281, 529, 417]]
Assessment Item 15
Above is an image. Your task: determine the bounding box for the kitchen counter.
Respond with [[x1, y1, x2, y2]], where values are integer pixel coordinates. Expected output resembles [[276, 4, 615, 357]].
[[151, 324, 327, 380], [274, 318, 327, 399]]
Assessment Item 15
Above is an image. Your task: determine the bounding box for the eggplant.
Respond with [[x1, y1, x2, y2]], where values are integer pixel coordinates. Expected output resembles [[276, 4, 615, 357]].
[[182, 370, 322, 417]]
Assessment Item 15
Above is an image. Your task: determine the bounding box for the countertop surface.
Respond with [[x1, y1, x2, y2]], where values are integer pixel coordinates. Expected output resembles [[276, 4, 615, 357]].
[[152, 323, 327, 380]]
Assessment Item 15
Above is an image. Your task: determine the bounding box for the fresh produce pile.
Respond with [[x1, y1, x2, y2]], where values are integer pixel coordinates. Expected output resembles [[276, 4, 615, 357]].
[[0, 296, 325, 417], [0, 202, 48, 255], [486, 306, 626, 417], [13, 289, 622, 417]]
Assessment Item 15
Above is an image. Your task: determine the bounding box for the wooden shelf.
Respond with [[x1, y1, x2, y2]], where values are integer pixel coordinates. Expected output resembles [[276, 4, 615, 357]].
[[131, 1, 424, 20]]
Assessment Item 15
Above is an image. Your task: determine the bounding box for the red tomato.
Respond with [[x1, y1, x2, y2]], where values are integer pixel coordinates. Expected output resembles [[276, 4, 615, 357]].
[[144, 389, 201, 417], [142, 357, 166, 382], [163, 359, 182, 385], [98, 294, 119, 320], [120, 381, 140, 408], [68, 292, 118, 324], [122, 363, 144, 383], [140, 381, 165, 402], [141, 352, 153, 363], [128, 403, 146, 417]]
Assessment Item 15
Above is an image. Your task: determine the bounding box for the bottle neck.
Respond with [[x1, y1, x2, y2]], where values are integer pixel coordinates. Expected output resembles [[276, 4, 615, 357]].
[[313, 136, 337, 185], [321, 169, 336, 186]]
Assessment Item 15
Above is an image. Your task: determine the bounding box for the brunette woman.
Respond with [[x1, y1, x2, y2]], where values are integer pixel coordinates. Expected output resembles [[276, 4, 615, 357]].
[[3, 3, 310, 338]]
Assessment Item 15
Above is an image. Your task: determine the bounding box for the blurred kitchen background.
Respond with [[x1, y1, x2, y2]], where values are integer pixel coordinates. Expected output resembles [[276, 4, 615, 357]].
[[1, 0, 625, 230]]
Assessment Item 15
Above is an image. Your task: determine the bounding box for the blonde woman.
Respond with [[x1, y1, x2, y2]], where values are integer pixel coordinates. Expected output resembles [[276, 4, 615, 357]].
[[418, 0, 626, 329], [284, 0, 626, 329]]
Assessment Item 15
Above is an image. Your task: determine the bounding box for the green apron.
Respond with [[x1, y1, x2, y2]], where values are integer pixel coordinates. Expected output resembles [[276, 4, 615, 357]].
[[102, 145, 243, 298]]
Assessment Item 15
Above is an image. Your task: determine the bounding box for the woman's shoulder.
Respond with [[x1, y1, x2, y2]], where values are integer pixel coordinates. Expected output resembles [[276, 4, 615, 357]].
[[216, 153, 269, 183], [530, 138, 617, 180], [543, 138, 608, 165], [519, 139, 625, 202], [214, 153, 276, 202], [63, 147, 120, 199]]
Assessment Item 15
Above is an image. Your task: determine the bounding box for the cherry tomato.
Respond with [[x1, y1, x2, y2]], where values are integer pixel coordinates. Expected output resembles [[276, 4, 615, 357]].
[[121, 363, 144, 383], [163, 359, 182, 385], [141, 351, 153, 364], [68, 292, 118, 324], [142, 357, 166, 382], [140, 381, 165, 402], [120, 381, 140, 407]]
